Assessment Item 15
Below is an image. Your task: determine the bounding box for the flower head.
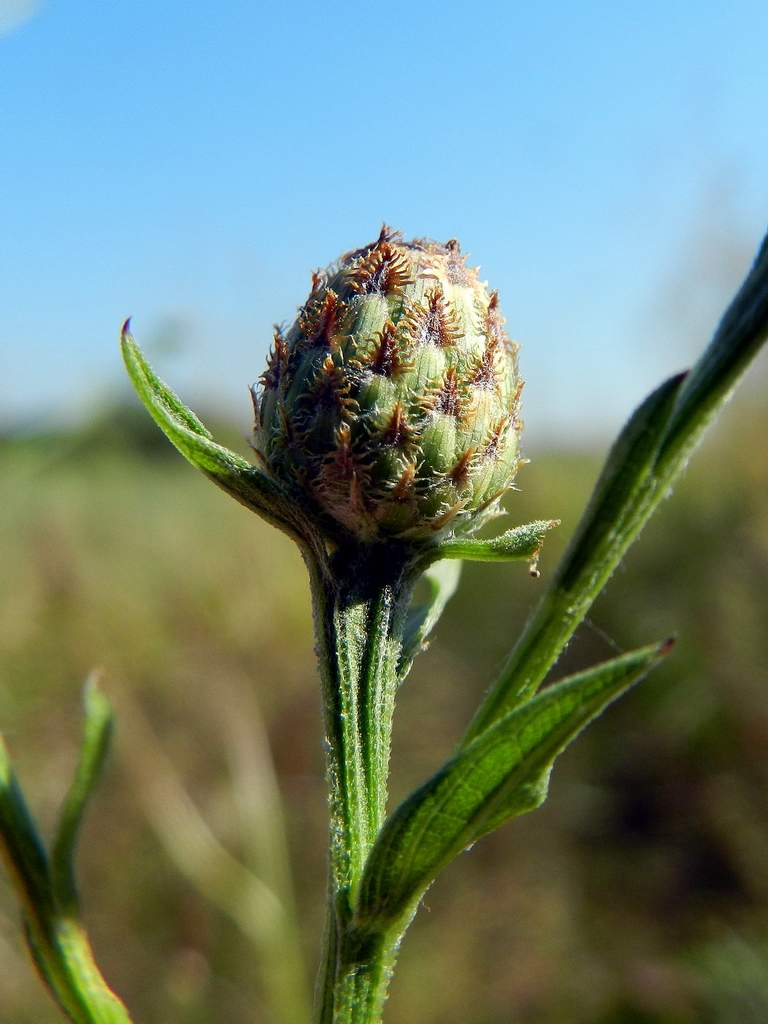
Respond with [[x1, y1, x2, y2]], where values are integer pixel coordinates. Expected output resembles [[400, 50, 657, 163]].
[[252, 226, 524, 543]]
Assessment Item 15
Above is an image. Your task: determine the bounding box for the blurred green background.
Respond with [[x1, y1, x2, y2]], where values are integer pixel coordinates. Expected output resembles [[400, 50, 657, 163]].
[[1, 377, 766, 1023], [3, 3, 768, 1019]]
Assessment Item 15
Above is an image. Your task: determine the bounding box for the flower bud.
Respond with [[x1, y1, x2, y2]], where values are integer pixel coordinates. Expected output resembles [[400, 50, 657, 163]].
[[252, 227, 523, 542]]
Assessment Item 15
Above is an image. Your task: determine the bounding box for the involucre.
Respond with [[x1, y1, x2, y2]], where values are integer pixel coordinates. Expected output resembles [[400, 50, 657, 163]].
[[251, 226, 523, 542]]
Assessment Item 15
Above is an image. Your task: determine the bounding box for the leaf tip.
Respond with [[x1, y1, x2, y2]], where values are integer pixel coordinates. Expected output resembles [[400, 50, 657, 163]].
[[657, 636, 676, 658], [120, 319, 138, 368], [0, 734, 10, 782], [82, 670, 113, 728]]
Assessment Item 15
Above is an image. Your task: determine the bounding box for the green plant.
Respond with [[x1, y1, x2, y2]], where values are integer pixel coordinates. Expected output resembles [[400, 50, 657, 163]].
[[1, 225, 766, 1023], [0, 676, 131, 1024]]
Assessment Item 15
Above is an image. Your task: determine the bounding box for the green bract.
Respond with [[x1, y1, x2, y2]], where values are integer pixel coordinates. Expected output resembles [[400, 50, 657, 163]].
[[251, 227, 523, 542]]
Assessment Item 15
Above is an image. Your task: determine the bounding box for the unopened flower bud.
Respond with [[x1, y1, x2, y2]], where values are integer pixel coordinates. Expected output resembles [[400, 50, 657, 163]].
[[252, 226, 523, 542]]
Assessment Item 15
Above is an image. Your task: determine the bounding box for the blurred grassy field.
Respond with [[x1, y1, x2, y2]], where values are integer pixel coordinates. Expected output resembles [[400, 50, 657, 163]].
[[1, 396, 767, 1024]]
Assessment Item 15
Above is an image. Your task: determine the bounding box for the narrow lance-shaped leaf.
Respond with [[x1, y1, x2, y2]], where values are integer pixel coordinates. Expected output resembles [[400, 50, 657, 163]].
[[355, 640, 672, 933], [0, 737, 87, 1020], [426, 520, 560, 568], [120, 323, 309, 544], [463, 373, 683, 740], [398, 560, 462, 680], [0, 736, 55, 941], [463, 227, 768, 743], [657, 230, 768, 471], [0, 680, 134, 1024], [45, 680, 134, 1024], [399, 521, 559, 681], [51, 676, 114, 913]]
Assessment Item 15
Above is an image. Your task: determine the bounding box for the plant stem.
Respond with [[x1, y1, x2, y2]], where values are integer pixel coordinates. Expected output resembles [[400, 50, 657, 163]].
[[306, 542, 416, 1024], [316, 926, 402, 1024]]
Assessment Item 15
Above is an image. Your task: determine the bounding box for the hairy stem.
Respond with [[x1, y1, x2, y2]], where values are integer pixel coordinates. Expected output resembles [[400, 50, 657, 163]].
[[316, 927, 403, 1024], [306, 542, 416, 1024]]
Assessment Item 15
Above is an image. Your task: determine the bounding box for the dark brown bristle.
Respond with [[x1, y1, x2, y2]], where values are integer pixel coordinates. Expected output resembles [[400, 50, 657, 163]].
[[485, 291, 515, 355], [428, 286, 463, 346], [318, 291, 341, 346], [509, 378, 524, 414], [275, 399, 301, 452], [378, 223, 400, 244], [444, 246, 473, 286], [402, 286, 463, 348], [432, 367, 465, 419], [381, 401, 416, 448], [482, 414, 513, 461], [259, 327, 289, 390], [302, 354, 358, 420], [448, 447, 475, 487], [348, 242, 413, 296], [341, 226, 398, 265], [428, 498, 467, 531], [317, 424, 372, 525], [391, 461, 417, 500], [347, 470, 367, 521], [300, 289, 345, 347], [359, 320, 411, 377], [318, 426, 354, 490], [470, 334, 502, 391], [329, 423, 355, 477]]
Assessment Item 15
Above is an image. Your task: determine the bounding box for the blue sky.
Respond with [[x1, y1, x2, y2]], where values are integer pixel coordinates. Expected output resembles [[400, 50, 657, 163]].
[[1, 1, 766, 442]]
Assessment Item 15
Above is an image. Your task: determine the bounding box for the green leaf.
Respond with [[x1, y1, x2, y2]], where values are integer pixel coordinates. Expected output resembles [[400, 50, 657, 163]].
[[429, 519, 560, 568], [0, 739, 89, 1021], [0, 683, 135, 1023], [398, 522, 559, 681], [0, 736, 53, 924], [355, 640, 672, 932], [398, 560, 462, 680], [120, 323, 307, 541], [462, 373, 684, 741], [462, 226, 768, 744], [121, 321, 214, 439], [657, 231, 768, 471], [51, 675, 114, 913]]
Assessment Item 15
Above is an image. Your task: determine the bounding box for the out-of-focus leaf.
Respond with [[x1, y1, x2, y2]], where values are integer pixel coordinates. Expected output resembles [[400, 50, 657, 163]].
[[0, 736, 53, 927], [398, 560, 462, 680], [51, 675, 114, 913], [0, 680, 135, 1023], [355, 641, 672, 932]]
